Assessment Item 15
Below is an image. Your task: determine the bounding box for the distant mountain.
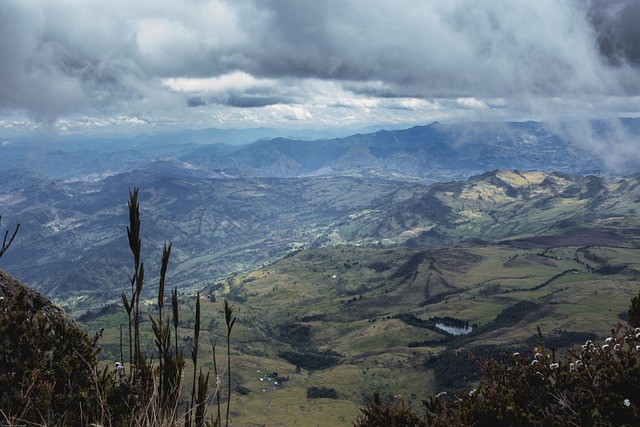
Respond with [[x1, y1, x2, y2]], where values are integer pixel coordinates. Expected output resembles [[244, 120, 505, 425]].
[[3, 119, 640, 182], [179, 120, 640, 181]]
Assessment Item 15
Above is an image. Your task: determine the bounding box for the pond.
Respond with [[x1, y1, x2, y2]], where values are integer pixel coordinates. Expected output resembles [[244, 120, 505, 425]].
[[435, 323, 473, 335]]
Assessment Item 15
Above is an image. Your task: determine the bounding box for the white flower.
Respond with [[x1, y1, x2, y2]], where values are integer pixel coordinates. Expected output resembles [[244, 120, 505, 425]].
[[605, 337, 613, 343], [624, 399, 631, 407], [550, 363, 559, 369], [614, 344, 621, 351], [531, 360, 539, 365]]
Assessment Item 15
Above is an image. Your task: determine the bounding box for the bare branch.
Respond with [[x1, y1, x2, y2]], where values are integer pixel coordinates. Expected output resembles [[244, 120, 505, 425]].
[[0, 215, 20, 259]]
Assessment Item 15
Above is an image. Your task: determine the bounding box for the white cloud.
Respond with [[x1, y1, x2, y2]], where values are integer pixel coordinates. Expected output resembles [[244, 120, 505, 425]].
[[163, 72, 269, 93]]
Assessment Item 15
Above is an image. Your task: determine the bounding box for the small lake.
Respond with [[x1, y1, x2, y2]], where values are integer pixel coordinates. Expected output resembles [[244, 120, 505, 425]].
[[435, 323, 473, 335]]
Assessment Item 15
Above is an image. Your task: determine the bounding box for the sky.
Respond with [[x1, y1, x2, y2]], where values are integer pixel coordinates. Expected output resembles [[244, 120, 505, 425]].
[[1, 0, 639, 136]]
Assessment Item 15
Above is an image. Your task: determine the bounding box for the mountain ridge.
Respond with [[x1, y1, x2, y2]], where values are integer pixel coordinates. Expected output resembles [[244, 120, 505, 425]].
[[3, 118, 639, 182], [3, 168, 640, 306]]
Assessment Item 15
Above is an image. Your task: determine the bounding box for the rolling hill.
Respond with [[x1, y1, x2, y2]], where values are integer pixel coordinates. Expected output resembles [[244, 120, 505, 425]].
[[3, 167, 640, 308]]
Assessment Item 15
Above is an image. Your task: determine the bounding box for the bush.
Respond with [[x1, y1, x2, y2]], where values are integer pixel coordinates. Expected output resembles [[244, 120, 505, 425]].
[[0, 271, 112, 425], [307, 386, 338, 399], [423, 325, 640, 426], [279, 349, 341, 370], [354, 392, 428, 427]]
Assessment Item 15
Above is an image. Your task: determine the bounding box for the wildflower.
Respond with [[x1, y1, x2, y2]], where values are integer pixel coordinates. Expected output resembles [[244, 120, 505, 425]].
[[570, 363, 575, 371], [605, 337, 613, 343], [602, 344, 610, 351], [115, 361, 124, 370], [636, 345, 640, 352], [531, 360, 539, 365], [550, 363, 559, 369], [614, 344, 621, 351], [624, 399, 631, 407], [635, 327, 640, 333], [436, 392, 447, 398], [469, 389, 476, 397], [513, 352, 520, 357]]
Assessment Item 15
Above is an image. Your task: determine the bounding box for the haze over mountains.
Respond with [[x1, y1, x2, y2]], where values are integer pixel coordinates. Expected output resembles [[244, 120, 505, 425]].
[[2, 119, 639, 182], [2, 119, 640, 307]]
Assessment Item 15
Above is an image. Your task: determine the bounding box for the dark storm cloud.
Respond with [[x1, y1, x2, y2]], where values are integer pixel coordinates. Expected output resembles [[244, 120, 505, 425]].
[[187, 95, 287, 108], [588, 0, 640, 66], [243, 0, 640, 97]]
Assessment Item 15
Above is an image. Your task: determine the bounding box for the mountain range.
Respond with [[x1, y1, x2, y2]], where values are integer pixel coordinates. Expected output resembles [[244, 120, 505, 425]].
[[3, 119, 640, 182], [2, 118, 640, 306]]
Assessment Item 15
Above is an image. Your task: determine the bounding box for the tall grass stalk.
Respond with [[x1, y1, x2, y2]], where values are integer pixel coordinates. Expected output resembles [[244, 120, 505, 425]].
[[211, 339, 221, 427], [172, 286, 180, 356], [188, 291, 202, 425], [126, 188, 145, 371], [224, 299, 236, 427]]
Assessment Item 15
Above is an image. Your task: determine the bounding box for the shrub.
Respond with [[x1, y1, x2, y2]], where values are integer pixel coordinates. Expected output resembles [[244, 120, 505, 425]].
[[307, 386, 339, 399], [279, 349, 341, 370], [0, 271, 111, 425], [354, 392, 428, 427], [423, 325, 640, 426]]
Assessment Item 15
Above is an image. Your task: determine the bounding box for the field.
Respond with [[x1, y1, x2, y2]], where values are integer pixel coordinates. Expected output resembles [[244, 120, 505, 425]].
[[79, 236, 640, 426]]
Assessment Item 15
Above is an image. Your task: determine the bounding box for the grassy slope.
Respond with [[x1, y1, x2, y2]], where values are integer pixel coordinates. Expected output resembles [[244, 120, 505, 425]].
[[75, 170, 640, 425], [82, 240, 640, 426]]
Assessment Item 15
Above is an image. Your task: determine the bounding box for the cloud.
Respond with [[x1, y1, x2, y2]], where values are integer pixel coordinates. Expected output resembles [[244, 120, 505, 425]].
[[0, 0, 639, 132]]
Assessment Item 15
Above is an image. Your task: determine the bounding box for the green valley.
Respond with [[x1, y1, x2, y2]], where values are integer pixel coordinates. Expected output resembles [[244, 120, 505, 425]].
[[79, 230, 640, 425]]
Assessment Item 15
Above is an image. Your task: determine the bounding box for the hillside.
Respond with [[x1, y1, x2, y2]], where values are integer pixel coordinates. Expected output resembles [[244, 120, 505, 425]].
[[4, 169, 640, 310], [362, 169, 640, 247], [80, 239, 640, 425]]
